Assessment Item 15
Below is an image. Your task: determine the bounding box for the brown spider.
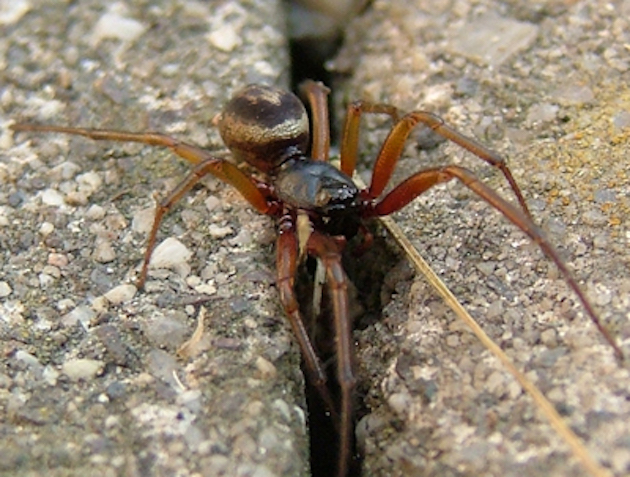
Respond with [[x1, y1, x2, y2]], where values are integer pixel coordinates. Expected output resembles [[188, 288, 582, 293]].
[[11, 80, 622, 477]]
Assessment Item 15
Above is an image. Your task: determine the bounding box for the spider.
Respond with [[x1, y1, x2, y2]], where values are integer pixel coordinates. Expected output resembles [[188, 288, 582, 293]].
[[11, 80, 622, 477]]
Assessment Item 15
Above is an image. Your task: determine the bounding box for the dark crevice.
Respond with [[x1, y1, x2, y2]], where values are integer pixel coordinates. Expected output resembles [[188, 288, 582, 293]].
[[297, 229, 403, 477], [290, 36, 340, 144], [288, 5, 346, 139], [289, 38, 338, 92], [286, 5, 405, 476]]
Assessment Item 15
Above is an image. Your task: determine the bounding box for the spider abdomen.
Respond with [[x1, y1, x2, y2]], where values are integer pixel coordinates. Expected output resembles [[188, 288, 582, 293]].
[[218, 84, 310, 173]]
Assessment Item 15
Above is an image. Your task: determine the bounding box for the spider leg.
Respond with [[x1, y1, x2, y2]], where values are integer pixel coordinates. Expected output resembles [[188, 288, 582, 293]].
[[365, 111, 532, 217], [368, 164, 623, 360], [10, 124, 277, 287], [339, 100, 400, 177], [10, 125, 272, 210], [306, 230, 356, 477], [276, 215, 340, 421], [299, 80, 331, 162], [139, 157, 280, 287]]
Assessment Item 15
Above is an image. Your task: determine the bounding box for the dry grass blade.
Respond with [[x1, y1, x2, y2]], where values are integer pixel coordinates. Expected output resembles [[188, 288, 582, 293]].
[[379, 214, 611, 477], [178, 306, 207, 359]]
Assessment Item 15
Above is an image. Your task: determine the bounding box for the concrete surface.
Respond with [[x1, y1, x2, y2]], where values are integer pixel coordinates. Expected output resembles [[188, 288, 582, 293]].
[[332, 0, 630, 476], [2, 1, 630, 476], [1, 1, 308, 476]]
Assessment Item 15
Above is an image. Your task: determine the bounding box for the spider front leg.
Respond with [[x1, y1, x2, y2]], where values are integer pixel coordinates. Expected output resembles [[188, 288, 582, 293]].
[[306, 229, 356, 477], [345, 106, 532, 218], [10, 124, 277, 287], [340, 99, 400, 177], [354, 107, 624, 356], [366, 164, 624, 360], [276, 213, 356, 477], [138, 156, 277, 287], [275, 215, 339, 419], [299, 80, 331, 162]]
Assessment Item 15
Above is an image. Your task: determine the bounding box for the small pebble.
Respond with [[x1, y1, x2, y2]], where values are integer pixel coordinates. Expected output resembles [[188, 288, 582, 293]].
[[146, 349, 180, 385], [486, 300, 504, 319], [205, 195, 221, 212], [42, 366, 59, 386], [61, 305, 96, 327], [593, 284, 612, 307], [245, 400, 264, 417], [56, 298, 76, 312], [0, 0, 31, 26], [231, 433, 257, 457], [90, 11, 147, 46], [85, 204, 106, 220], [445, 334, 460, 347], [40, 188, 65, 206], [0, 281, 11, 298], [259, 427, 281, 453], [62, 358, 103, 381], [15, 350, 42, 369], [485, 371, 506, 395], [193, 281, 217, 295], [131, 207, 155, 235], [39, 222, 54, 236], [92, 239, 116, 263], [50, 161, 80, 181], [38, 273, 55, 288], [160, 63, 179, 77], [144, 313, 189, 349], [150, 237, 192, 271], [593, 234, 608, 249], [422, 83, 453, 109], [91, 296, 109, 313], [593, 189, 616, 203], [229, 229, 252, 246], [255, 356, 277, 379], [526, 103, 559, 125], [179, 390, 203, 414], [476, 262, 496, 276], [540, 328, 558, 348], [64, 190, 89, 206], [42, 265, 60, 278], [105, 382, 127, 400], [48, 253, 68, 268], [103, 284, 137, 304], [272, 399, 292, 423], [206, 25, 242, 52], [387, 392, 411, 418], [582, 208, 608, 226], [208, 224, 233, 238]]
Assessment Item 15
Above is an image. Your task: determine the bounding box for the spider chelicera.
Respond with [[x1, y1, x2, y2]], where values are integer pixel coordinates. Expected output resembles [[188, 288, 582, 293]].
[[11, 80, 623, 477]]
